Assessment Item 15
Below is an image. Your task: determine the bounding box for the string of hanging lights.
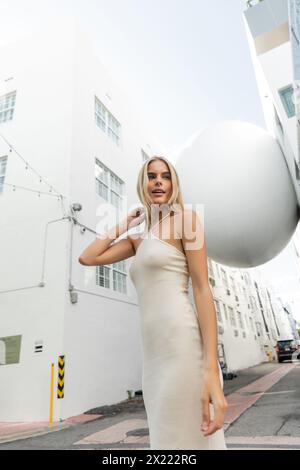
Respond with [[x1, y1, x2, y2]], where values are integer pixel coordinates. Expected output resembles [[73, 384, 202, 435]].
[[0, 132, 68, 215]]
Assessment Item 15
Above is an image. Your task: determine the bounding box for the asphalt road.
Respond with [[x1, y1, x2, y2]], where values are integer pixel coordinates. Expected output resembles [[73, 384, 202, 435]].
[[0, 362, 299, 450]]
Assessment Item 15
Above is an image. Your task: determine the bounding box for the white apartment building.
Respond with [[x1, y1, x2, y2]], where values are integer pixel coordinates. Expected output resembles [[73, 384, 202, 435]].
[[243, 0, 300, 334], [244, 0, 300, 197], [0, 19, 164, 422], [200, 259, 285, 371], [194, 0, 300, 372]]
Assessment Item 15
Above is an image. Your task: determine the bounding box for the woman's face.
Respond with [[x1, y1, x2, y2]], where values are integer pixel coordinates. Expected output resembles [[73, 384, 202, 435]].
[[147, 159, 172, 205]]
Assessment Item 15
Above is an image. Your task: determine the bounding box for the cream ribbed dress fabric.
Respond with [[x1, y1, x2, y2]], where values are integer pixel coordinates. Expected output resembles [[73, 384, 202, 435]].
[[129, 217, 227, 450]]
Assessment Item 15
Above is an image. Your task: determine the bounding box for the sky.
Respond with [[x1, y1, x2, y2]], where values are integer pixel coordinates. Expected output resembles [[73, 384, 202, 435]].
[[0, 0, 266, 156], [1, 0, 299, 323]]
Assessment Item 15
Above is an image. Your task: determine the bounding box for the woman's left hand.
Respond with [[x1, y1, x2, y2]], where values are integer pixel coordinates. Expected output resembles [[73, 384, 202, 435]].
[[201, 368, 228, 436]]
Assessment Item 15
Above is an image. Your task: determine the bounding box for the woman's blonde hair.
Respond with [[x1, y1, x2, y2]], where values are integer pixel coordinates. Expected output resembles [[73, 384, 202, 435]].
[[136, 155, 185, 232]]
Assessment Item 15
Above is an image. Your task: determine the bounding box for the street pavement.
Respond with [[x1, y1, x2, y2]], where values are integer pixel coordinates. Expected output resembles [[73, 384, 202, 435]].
[[0, 361, 299, 450]]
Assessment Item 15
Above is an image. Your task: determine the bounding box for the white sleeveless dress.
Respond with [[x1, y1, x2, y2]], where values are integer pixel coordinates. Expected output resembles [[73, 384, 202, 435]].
[[128, 216, 227, 450]]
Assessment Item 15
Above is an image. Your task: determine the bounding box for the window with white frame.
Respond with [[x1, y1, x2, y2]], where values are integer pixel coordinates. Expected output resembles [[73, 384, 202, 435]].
[[96, 265, 110, 289], [95, 158, 125, 210], [230, 275, 237, 294], [237, 311, 244, 329], [113, 261, 127, 294], [0, 91, 16, 124], [96, 259, 127, 294], [250, 295, 257, 312], [94, 160, 127, 294], [228, 306, 236, 327], [222, 303, 228, 322], [221, 268, 228, 288], [256, 321, 262, 337], [107, 113, 120, 145], [0, 156, 7, 193], [214, 299, 222, 323], [95, 96, 121, 145], [208, 258, 214, 279], [278, 85, 295, 118]]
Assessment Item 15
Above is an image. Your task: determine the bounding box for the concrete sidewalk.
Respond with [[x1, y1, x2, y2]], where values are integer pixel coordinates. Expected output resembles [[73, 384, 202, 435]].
[[0, 414, 102, 444], [0, 361, 295, 445]]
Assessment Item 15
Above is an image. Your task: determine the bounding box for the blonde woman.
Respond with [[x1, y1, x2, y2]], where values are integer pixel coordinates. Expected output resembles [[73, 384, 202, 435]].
[[79, 156, 228, 450]]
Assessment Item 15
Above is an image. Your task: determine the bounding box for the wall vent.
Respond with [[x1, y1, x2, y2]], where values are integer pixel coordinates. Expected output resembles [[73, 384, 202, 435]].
[[34, 340, 43, 354]]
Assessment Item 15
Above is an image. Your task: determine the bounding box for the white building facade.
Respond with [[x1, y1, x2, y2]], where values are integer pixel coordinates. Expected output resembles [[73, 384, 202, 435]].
[[0, 20, 163, 422], [242, 0, 300, 340], [201, 260, 286, 371], [193, 0, 300, 373]]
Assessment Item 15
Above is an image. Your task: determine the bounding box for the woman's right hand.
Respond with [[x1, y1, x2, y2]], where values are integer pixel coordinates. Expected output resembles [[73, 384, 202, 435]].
[[127, 206, 146, 229]]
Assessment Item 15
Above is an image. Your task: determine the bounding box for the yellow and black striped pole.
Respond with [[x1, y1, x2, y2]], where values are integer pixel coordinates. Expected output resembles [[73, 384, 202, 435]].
[[49, 363, 54, 425], [57, 355, 65, 399]]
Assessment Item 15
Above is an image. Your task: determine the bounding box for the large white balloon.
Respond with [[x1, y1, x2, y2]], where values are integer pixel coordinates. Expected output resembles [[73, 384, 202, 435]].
[[176, 121, 299, 268]]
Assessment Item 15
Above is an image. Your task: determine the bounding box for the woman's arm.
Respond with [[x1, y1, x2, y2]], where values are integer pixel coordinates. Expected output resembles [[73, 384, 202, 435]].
[[78, 207, 145, 266], [182, 209, 218, 366], [182, 209, 228, 436], [78, 218, 132, 266]]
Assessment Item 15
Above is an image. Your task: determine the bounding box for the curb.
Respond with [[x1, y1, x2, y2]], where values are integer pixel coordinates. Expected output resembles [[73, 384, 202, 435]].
[[0, 422, 71, 444], [0, 413, 103, 445]]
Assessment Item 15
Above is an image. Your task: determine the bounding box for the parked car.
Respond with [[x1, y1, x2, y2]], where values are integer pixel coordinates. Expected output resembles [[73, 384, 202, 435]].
[[275, 339, 300, 363]]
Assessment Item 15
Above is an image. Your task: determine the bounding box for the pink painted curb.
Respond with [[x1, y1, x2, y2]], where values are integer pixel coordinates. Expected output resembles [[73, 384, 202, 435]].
[[224, 363, 297, 431], [0, 413, 103, 443]]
